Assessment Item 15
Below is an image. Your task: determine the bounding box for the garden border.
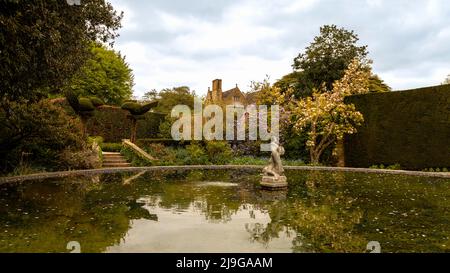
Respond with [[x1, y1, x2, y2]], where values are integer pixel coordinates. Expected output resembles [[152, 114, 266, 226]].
[[1, 165, 449, 185]]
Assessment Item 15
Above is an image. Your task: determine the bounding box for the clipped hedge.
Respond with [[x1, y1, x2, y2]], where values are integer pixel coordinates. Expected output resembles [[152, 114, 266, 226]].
[[136, 139, 205, 148], [86, 106, 165, 142], [344, 84, 450, 170]]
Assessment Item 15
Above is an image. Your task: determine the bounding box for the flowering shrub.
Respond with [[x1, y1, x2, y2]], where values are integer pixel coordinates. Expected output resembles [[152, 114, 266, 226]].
[[293, 59, 370, 164]]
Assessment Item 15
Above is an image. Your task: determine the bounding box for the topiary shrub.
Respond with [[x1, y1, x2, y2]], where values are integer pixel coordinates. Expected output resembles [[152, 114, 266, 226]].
[[121, 101, 159, 143], [65, 91, 104, 137]]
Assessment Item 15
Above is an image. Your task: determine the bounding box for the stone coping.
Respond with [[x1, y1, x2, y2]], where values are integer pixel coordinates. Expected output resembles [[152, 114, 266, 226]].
[[1, 165, 449, 185]]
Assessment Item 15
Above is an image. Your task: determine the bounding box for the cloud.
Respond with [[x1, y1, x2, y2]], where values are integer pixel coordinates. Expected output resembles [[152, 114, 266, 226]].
[[109, 0, 450, 97]]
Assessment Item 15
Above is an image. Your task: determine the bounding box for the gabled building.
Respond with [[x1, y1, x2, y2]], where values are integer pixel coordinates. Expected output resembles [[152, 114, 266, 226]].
[[205, 79, 257, 106]]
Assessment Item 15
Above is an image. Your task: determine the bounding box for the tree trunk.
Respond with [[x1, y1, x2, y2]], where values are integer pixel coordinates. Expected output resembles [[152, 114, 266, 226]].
[[80, 116, 88, 138], [310, 149, 320, 165], [131, 119, 137, 143], [336, 138, 345, 167]]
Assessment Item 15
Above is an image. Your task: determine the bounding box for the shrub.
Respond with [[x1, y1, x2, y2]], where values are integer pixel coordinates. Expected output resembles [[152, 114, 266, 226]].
[[88, 136, 104, 146], [137, 138, 193, 148], [184, 143, 209, 165], [101, 143, 123, 152], [59, 147, 102, 170], [229, 156, 268, 166], [0, 99, 87, 173], [144, 143, 179, 166], [231, 140, 264, 157], [205, 141, 233, 164], [120, 146, 152, 167]]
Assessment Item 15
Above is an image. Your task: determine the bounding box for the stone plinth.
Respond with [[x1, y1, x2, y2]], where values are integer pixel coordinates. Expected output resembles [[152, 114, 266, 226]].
[[261, 176, 288, 190]]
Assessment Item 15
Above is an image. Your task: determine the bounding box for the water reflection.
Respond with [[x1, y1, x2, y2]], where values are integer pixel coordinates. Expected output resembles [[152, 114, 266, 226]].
[[0, 169, 449, 253]]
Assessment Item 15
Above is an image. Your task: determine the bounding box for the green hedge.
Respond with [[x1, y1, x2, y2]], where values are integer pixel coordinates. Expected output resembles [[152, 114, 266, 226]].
[[86, 106, 165, 142], [344, 84, 450, 170]]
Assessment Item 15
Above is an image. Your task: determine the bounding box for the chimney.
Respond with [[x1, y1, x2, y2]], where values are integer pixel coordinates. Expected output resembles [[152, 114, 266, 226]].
[[212, 79, 222, 102]]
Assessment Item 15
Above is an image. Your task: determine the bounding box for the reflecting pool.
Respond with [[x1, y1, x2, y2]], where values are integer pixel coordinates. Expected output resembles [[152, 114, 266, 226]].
[[0, 169, 449, 253]]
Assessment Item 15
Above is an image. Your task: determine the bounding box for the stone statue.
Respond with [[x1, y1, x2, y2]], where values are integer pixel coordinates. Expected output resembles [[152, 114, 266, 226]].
[[261, 137, 288, 189]]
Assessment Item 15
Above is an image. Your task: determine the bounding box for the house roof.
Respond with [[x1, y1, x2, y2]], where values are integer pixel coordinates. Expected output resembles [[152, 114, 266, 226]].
[[222, 87, 242, 99]]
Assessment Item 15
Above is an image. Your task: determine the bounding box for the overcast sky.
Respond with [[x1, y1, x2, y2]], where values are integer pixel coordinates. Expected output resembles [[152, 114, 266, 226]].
[[108, 0, 450, 98]]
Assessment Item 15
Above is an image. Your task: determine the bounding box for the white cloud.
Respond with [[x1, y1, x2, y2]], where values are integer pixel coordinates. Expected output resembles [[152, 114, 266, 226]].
[[109, 0, 450, 98]]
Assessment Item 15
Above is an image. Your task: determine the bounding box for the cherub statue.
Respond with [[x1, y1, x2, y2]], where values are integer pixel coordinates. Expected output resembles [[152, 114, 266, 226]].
[[262, 136, 285, 180]]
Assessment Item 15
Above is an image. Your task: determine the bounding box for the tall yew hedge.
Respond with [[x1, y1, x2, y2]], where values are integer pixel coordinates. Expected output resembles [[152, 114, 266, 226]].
[[86, 106, 165, 142], [344, 84, 450, 170]]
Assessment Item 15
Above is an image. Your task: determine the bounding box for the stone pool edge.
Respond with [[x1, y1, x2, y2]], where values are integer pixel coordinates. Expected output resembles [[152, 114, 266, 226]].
[[1, 165, 449, 185]]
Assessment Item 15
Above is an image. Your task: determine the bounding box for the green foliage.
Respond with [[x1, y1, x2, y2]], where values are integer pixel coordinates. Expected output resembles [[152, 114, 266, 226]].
[[78, 97, 96, 112], [87, 136, 104, 147], [121, 101, 159, 143], [228, 156, 268, 166], [274, 72, 303, 95], [0, 99, 88, 173], [422, 168, 449, 173], [370, 164, 402, 170], [101, 143, 123, 152], [369, 75, 391, 93], [120, 146, 151, 167], [121, 100, 159, 116], [121, 101, 142, 113], [67, 44, 133, 106], [65, 91, 104, 114], [158, 116, 177, 138], [205, 141, 233, 164], [185, 143, 209, 165], [147, 86, 195, 114], [345, 84, 450, 170], [86, 106, 165, 142], [0, 0, 123, 102], [89, 97, 105, 107], [292, 25, 370, 97], [137, 139, 193, 148], [145, 144, 179, 166]]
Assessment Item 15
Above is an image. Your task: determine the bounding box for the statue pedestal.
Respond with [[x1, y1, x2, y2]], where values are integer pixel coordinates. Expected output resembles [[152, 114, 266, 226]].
[[261, 176, 288, 190]]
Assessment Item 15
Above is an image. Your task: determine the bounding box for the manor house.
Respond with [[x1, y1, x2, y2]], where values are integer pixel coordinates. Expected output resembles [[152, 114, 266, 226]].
[[205, 79, 258, 106]]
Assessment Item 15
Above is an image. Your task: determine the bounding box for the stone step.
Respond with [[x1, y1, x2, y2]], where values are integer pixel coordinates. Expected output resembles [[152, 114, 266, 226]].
[[103, 159, 128, 163], [103, 154, 125, 158], [102, 152, 130, 168]]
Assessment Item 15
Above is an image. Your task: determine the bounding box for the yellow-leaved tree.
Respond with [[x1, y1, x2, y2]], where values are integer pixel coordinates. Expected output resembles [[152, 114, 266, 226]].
[[293, 59, 371, 164]]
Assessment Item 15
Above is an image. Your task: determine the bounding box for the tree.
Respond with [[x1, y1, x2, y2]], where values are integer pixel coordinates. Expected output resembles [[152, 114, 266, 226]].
[[292, 25, 369, 97], [369, 75, 391, 92], [145, 86, 196, 139], [153, 86, 195, 114], [273, 72, 303, 94], [142, 89, 158, 102], [0, 0, 123, 102], [293, 59, 370, 164], [66, 44, 134, 106], [121, 101, 159, 143]]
